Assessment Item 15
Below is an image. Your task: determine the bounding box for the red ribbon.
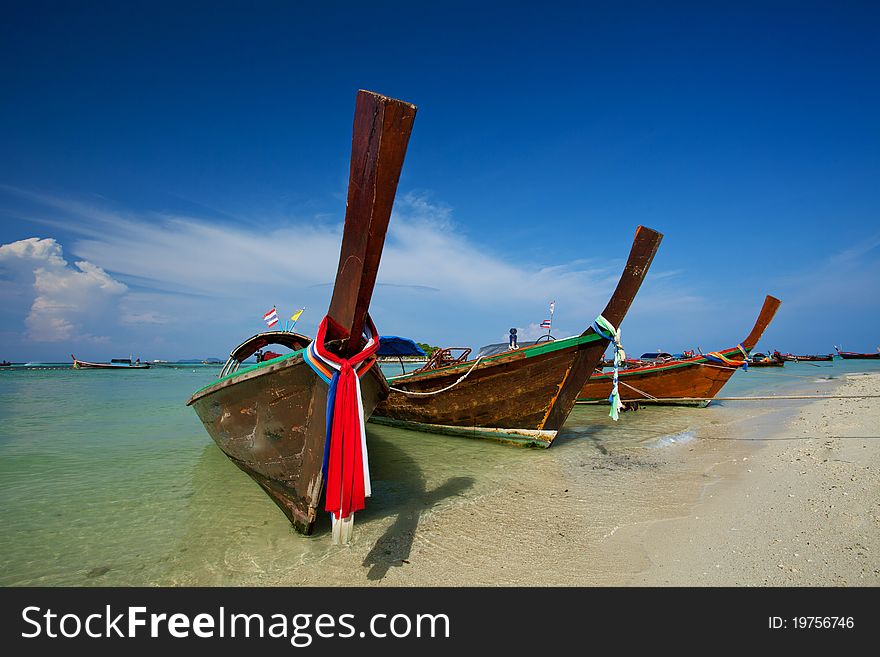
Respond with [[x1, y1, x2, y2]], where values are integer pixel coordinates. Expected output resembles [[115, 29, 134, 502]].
[[313, 315, 380, 520]]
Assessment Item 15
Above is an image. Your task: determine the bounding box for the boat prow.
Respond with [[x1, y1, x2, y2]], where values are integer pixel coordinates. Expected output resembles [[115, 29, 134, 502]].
[[371, 225, 663, 446], [187, 90, 417, 535], [577, 294, 782, 406]]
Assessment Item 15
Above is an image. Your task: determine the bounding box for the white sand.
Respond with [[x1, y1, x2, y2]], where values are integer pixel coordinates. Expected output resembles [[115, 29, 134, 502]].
[[627, 372, 879, 586]]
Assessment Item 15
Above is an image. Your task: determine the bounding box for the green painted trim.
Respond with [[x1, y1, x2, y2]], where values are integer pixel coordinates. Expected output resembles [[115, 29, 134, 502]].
[[594, 346, 745, 379], [191, 348, 305, 396], [523, 332, 602, 358], [369, 415, 552, 448]]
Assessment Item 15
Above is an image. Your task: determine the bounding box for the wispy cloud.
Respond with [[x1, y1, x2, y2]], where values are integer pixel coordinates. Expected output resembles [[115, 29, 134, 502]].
[[0, 187, 708, 357]]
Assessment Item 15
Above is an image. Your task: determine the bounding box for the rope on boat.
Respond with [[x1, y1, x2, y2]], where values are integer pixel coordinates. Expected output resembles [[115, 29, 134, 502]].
[[696, 362, 835, 379], [388, 356, 484, 396], [619, 379, 660, 400], [695, 394, 880, 401], [580, 394, 880, 403]]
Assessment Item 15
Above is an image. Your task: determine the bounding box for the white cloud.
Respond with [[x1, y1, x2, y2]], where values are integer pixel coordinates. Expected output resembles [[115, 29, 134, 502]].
[[0, 188, 710, 356], [0, 237, 127, 342]]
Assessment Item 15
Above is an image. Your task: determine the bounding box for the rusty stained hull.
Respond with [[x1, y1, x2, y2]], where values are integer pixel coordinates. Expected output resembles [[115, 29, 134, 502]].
[[188, 354, 388, 534], [372, 335, 609, 447], [578, 347, 744, 407]]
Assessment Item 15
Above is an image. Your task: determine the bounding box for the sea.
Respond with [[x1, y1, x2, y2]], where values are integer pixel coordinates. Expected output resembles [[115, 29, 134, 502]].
[[1, 358, 876, 586]]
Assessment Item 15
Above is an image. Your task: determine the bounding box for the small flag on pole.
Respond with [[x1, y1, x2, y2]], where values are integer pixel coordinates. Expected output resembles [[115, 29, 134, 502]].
[[263, 307, 279, 328], [540, 319, 552, 329], [290, 308, 304, 324]]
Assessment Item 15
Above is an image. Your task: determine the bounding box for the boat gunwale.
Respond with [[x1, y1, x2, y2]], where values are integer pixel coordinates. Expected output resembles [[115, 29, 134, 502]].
[[385, 332, 604, 384], [187, 348, 307, 403], [589, 345, 744, 379]]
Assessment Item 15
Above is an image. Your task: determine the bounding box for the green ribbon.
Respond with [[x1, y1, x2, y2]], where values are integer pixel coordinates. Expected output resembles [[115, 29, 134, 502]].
[[591, 315, 625, 421]]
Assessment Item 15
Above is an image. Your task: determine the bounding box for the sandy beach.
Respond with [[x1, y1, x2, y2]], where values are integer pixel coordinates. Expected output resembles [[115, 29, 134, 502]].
[[628, 372, 879, 586], [274, 371, 879, 587], [3, 366, 876, 587]]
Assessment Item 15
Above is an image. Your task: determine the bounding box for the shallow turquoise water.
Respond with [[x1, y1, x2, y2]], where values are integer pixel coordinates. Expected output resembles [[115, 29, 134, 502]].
[[0, 358, 875, 585]]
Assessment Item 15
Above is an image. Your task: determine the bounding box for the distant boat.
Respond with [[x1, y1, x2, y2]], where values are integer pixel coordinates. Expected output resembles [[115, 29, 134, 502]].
[[0, 360, 11, 367], [834, 346, 880, 360], [150, 359, 224, 368], [71, 355, 150, 369], [781, 353, 833, 362], [748, 351, 785, 367], [577, 295, 781, 407]]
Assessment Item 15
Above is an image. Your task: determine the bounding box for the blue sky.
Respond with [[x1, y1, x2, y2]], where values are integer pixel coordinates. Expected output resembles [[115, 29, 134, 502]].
[[1, 1, 878, 361]]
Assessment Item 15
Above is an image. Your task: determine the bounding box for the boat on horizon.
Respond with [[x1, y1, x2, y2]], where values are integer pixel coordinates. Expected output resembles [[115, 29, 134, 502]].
[[834, 346, 880, 360], [71, 355, 150, 369], [577, 295, 781, 407], [781, 353, 834, 362], [747, 350, 785, 367], [187, 90, 416, 538], [369, 225, 663, 447], [150, 359, 225, 368]]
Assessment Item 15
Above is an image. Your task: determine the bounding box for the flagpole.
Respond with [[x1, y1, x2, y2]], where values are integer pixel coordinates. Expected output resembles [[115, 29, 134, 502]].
[[290, 307, 305, 333]]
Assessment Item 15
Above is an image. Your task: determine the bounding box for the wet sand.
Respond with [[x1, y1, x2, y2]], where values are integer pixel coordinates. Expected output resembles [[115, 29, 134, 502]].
[[263, 372, 879, 587]]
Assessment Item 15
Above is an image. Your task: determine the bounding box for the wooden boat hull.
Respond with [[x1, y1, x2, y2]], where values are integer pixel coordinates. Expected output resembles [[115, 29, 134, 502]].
[[748, 358, 784, 367], [188, 353, 388, 534], [577, 295, 782, 406], [783, 354, 833, 362], [72, 357, 150, 369], [577, 347, 744, 407], [372, 226, 663, 447], [373, 334, 610, 447], [837, 352, 880, 360], [186, 90, 416, 536]]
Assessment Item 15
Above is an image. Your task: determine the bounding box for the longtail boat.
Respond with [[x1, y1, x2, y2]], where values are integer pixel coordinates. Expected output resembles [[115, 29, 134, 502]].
[[576, 295, 781, 407], [370, 226, 663, 447], [748, 351, 785, 367], [71, 355, 150, 369], [781, 353, 833, 362], [187, 90, 417, 538], [834, 346, 880, 360]]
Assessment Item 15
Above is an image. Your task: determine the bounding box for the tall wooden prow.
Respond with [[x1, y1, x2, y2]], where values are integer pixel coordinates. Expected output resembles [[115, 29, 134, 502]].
[[326, 90, 417, 355], [741, 295, 782, 352]]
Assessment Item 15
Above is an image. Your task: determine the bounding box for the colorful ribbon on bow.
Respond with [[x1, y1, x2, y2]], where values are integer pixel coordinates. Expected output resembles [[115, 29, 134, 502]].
[[303, 315, 380, 544], [592, 315, 625, 421], [706, 351, 748, 371]]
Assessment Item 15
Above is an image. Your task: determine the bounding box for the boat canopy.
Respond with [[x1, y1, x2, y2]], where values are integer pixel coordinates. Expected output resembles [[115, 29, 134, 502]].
[[377, 336, 426, 357], [228, 331, 313, 363], [639, 352, 673, 361], [477, 341, 538, 358]]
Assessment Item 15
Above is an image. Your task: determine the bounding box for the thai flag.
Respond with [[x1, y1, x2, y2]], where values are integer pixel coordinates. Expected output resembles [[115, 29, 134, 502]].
[[540, 319, 552, 329], [263, 307, 279, 328]]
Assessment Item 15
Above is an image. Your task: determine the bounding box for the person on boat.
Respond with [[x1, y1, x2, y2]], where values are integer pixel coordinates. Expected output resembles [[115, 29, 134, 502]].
[[509, 328, 518, 350], [135, 358, 140, 365]]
